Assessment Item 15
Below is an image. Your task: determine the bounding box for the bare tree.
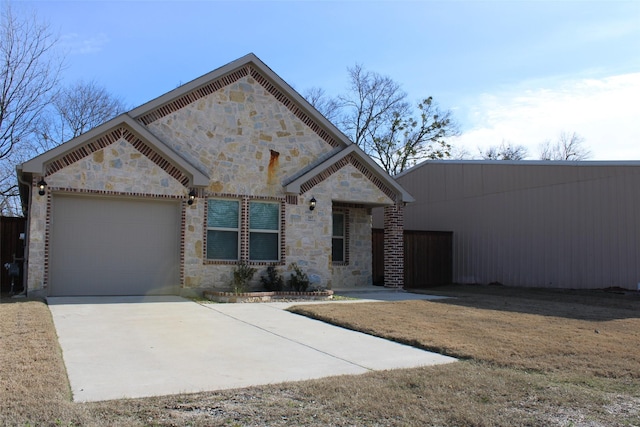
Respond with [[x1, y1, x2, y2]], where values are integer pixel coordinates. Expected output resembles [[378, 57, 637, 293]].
[[35, 80, 128, 152], [0, 3, 60, 160], [305, 64, 458, 175], [539, 131, 591, 161], [302, 86, 340, 124], [480, 141, 529, 160], [0, 2, 62, 215], [0, 4, 126, 215]]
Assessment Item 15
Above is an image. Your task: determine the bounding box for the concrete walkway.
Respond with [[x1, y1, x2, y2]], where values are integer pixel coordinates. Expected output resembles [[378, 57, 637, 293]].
[[48, 294, 455, 402]]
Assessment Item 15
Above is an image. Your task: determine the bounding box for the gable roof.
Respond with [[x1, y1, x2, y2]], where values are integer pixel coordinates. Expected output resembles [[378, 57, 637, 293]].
[[128, 53, 351, 150], [19, 114, 210, 187], [284, 144, 415, 204], [19, 53, 412, 207]]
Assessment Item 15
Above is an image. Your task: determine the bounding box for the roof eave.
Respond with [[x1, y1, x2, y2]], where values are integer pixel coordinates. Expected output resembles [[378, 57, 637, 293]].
[[19, 114, 209, 187], [128, 53, 353, 150], [284, 144, 415, 204]]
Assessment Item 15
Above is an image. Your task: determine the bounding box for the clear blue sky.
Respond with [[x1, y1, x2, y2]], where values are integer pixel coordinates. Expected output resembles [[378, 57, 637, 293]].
[[18, 0, 640, 160]]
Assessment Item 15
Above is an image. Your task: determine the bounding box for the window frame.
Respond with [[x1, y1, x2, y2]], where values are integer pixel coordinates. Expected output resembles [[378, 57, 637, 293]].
[[205, 198, 241, 261], [248, 200, 281, 262], [204, 196, 285, 265], [332, 209, 349, 265]]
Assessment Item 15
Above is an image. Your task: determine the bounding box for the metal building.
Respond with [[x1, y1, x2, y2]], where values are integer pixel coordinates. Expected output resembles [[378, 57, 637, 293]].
[[374, 160, 640, 290]]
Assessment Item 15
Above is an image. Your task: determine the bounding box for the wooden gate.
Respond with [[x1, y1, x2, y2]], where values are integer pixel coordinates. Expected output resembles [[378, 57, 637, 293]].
[[372, 229, 452, 289], [1, 217, 26, 294]]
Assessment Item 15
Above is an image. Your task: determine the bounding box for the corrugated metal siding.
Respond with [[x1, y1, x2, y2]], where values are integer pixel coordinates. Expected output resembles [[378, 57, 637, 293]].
[[378, 162, 640, 290]]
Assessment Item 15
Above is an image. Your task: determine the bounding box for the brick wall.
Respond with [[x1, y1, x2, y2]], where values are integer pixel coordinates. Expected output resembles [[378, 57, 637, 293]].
[[383, 201, 404, 288]]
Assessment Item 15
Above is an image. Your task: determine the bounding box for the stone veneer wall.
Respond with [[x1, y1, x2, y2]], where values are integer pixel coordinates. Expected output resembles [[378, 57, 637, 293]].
[[331, 207, 373, 288], [26, 70, 399, 295], [144, 75, 335, 198], [142, 75, 393, 292], [25, 138, 187, 295]]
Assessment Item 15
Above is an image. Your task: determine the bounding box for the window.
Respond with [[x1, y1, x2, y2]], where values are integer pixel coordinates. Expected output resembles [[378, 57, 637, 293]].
[[332, 212, 345, 263], [206, 197, 282, 263], [249, 201, 280, 261], [206, 199, 240, 260]]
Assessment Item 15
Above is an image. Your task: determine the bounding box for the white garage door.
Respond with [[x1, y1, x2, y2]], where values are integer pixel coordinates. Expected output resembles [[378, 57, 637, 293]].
[[49, 194, 181, 296]]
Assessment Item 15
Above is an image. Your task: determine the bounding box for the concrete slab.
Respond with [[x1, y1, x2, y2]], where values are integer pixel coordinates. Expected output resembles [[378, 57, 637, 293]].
[[48, 296, 456, 402]]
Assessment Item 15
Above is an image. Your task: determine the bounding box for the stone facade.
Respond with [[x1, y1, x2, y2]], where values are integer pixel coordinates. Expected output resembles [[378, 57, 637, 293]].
[[141, 74, 393, 292], [21, 55, 410, 296]]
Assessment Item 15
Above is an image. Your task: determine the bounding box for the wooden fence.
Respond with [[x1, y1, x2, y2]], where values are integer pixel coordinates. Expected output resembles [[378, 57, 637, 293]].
[[1, 217, 26, 294], [372, 229, 452, 289]]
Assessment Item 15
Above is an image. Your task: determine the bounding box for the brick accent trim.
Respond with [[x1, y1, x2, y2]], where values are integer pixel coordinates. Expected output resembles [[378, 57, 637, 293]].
[[299, 153, 396, 201], [286, 194, 298, 205], [240, 197, 249, 261], [179, 200, 187, 288], [383, 201, 404, 288], [138, 67, 249, 125], [203, 193, 286, 266], [248, 67, 341, 148], [42, 177, 52, 290], [45, 187, 186, 200], [136, 65, 342, 149], [41, 188, 187, 290], [333, 201, 366, 209], [44, 127, 191, 187]]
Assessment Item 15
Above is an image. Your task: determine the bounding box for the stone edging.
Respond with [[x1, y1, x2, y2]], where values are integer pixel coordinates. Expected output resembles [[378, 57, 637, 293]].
[[203, 290, 334, 303]]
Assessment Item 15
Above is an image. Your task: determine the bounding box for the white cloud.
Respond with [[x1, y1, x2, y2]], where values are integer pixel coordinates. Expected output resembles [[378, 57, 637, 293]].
[[59, 33, 110, 55], [454, 73, 640, 160]]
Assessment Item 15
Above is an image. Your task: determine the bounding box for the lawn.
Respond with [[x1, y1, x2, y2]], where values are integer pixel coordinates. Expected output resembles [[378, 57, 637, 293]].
[[1, 285, 639, 426]]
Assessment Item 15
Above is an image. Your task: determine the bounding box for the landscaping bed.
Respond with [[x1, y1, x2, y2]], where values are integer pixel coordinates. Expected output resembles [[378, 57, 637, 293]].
[[202, 289, 333, 303]]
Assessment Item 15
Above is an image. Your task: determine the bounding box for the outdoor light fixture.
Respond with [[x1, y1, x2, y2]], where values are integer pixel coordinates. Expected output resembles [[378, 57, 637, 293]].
[[309, 196, 316, 211], [37, 179, 47, 196], [187, 189, 197, 205]]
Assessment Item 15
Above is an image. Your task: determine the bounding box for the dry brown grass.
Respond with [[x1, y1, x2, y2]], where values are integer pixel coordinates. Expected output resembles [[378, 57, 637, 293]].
[[1, 286, 640, 426], [290, 287, 640, 379]]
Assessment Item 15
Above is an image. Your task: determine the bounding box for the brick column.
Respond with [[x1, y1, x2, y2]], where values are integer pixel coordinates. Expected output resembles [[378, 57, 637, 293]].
[[383, 199, 404, 288]]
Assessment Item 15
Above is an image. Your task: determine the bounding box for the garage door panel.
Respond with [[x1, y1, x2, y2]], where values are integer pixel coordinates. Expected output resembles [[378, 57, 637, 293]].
[[49, 195, 180, 296]]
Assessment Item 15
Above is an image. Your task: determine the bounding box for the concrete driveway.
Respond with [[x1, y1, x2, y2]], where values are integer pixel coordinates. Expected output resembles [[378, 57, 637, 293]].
[[48, 295, 456, 402]]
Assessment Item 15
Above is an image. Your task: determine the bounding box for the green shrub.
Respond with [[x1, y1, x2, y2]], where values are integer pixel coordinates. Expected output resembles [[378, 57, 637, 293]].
[[261, 266, 284, 292], [287, 263, 310, 292], [230, 262, 256, 294]]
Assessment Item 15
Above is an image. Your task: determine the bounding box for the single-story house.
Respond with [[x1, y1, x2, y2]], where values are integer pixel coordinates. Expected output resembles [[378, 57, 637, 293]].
[[373, 160, 640, 290], [17, 53, 413, 298]]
